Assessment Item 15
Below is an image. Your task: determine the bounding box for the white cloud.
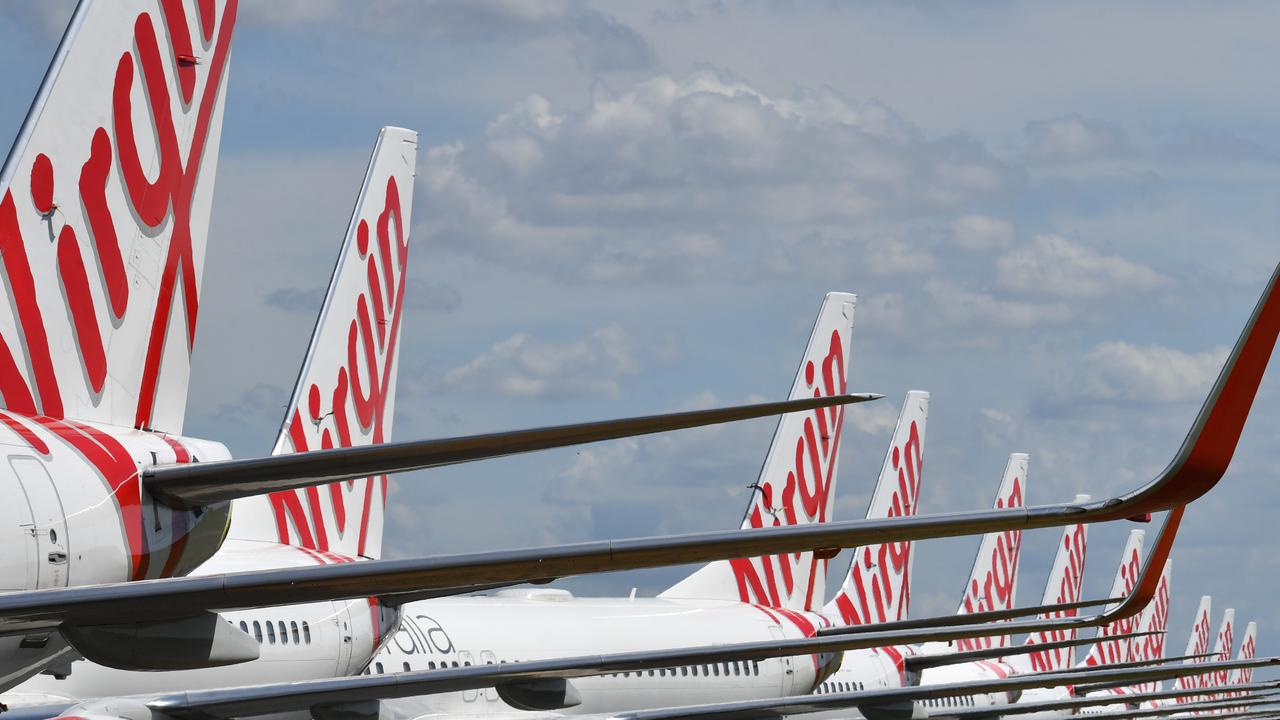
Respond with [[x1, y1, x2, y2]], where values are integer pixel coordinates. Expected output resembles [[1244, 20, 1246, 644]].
[[419, 69, 1018, 284], [996, 235, 1168, 299], [1024, 113, 1130, 163], [952, 214, 1015, 252], [927, 280, 1073, 328], [1075, 341, 1229, 404], [440, 323, 639, 400]]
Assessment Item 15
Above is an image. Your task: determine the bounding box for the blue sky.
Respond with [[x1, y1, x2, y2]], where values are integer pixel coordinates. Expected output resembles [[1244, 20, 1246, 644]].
[[2, 0, 1279, 660]]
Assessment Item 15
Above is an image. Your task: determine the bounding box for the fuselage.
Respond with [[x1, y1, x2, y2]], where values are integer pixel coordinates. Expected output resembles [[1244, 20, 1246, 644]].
[[0, 417, 232, 691]]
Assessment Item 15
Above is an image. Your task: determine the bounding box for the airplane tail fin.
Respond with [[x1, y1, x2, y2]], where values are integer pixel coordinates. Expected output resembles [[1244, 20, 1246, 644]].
[[1006, 511, 1089, 673], [0, 1, 239, 432], [226, 127, 418, 560], [824, 391, 929, 626], [1080, 529, 1146, 668], [1206, 609, 1238, 690], [1171, 595, 1214, 699], [1127, 559, 1172, 694], [660, 293, 856, 612], [1227, 622, 1259, 688], [952, 452, 1027, 651]]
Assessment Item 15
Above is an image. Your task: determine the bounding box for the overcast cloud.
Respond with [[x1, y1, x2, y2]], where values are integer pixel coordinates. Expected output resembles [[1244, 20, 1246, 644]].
[[2, 0, 1279, 658]]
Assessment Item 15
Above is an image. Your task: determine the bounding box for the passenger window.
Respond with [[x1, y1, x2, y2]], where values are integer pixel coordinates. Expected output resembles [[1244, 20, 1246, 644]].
[[375, 662, 384, 674], [752, 660, 759, 675], [302, 621, 311, 643], [428, 661, 436, 670], [713, 664, 720, 677], [648, 669, 655, 677], [452, 661, 459, 668], [291, 621, 300, 644], [239, 621, 248, 634], [733, 662, 741, 676], [266, 622, 276, 644], [681, 667, 688, 677], [403, 662, 411, 672], [252, 620, 262, 642], [278, 622, 288, 644]]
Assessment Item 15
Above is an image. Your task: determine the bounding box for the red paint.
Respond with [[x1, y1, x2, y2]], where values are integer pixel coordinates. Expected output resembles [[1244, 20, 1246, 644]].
[[30, 154, 54, 214], [56, 225, 107, 393], [78, 128, 128, 318]]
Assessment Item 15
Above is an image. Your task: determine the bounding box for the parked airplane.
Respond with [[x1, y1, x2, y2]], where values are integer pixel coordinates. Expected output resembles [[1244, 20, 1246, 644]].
[[0, 0, 873, 689]]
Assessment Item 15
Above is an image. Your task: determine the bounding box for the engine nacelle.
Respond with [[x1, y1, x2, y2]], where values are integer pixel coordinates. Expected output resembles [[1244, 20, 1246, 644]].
[[0, 417, 232, 594], [858, 701, 928, 720], [62, 612, 260, 671], [497, 678, 583, 711]]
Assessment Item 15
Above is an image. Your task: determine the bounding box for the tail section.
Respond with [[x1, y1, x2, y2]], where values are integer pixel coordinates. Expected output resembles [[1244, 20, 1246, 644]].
[[953, 452, 1027, 651], [824, 390, 929, 626], [1080, 529, 1146, 668], [0, 0, 238, 432], [1227, 622, 1259, 689], [661, 292, 856, 611], [1007, 510, 1089, 673], [1171, 595, 1214, 701], [1128, 559, 1172, 694], [226, 127, 418, 560], [1206, 609, 1237, 690]]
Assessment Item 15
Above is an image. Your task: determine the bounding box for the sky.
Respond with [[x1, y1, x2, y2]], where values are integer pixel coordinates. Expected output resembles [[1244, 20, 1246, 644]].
[[2, 0, 1279, 661]]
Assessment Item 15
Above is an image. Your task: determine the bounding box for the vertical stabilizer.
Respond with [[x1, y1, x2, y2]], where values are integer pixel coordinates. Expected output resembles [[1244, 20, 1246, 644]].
[[1128, 559, 1172, 695], [824, 390, 929, 626], [0, 0, 239, 432], [226, 127, 418, 560], [1006, 509, 1089, 673], [1172, 595, 1214, 701], [1080, 529, 1146, 668], [953, 452, 1027, 651], [660, 293, 856, 611], [1227, 622, 1259, 689]]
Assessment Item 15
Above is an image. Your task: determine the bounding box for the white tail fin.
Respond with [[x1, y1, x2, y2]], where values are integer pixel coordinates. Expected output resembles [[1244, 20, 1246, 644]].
[[660, 293, 856, 612], [952, 452, 1027, 651], [1080, 529, 1146, 668], [824, 390, 929, 626], [1127, 559, 1172, 694], [1171, 595, 1214, 700], [226, 127, 418, 560], [1205, 609, 1237, 691], [1227, 622, 1258, 688], [0, 0, 238, 432], [1007, 509, 1088, 673]]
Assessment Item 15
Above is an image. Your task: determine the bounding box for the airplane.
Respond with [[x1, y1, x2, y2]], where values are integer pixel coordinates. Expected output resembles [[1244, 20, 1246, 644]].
[[5, 292, 875, 714], [0, 0, 878, 690], [0, 4, 1277, 713], [0, 448, 1208, 720]]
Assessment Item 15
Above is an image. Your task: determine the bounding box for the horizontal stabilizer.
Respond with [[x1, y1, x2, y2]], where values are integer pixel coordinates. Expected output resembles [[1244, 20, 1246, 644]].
[[905, 631, 1157, 672], [146, 393, 882, 508]]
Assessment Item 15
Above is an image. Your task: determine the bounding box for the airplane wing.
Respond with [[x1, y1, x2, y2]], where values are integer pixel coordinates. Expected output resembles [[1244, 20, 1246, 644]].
[[144, 394, 880, 508], [937, 679, 1280, 719], [903, 631, 1157, 672], [596, 657, 1280, 720], [151, 258, 1280, 528], [0, 470, 1184, 639], [136, 653, 1280, 720]]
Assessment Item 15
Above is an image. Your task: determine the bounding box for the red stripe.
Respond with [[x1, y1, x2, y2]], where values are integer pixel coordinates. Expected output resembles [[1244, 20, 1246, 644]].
[[134, 0, 239, 429], [79, 128, 128, 318], [0, 192, 62, 418], [0, 412, 47, 455], [56, 226, 107, 393]]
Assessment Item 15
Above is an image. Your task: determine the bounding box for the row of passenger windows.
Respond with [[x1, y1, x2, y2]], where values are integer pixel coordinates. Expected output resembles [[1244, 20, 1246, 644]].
[[365, 659, 762, 679], [367, 659, 470, 675], [923, 696, 977, 708], [816, 680, 866, 694], [238, 619, 312, 645], [608, 660, 762, 678]]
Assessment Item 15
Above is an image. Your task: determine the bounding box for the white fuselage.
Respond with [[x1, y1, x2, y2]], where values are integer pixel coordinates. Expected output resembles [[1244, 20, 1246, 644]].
[[7, 539, 393, 707], [370, 588, 847, 720], [0, 419, 232, 692]]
